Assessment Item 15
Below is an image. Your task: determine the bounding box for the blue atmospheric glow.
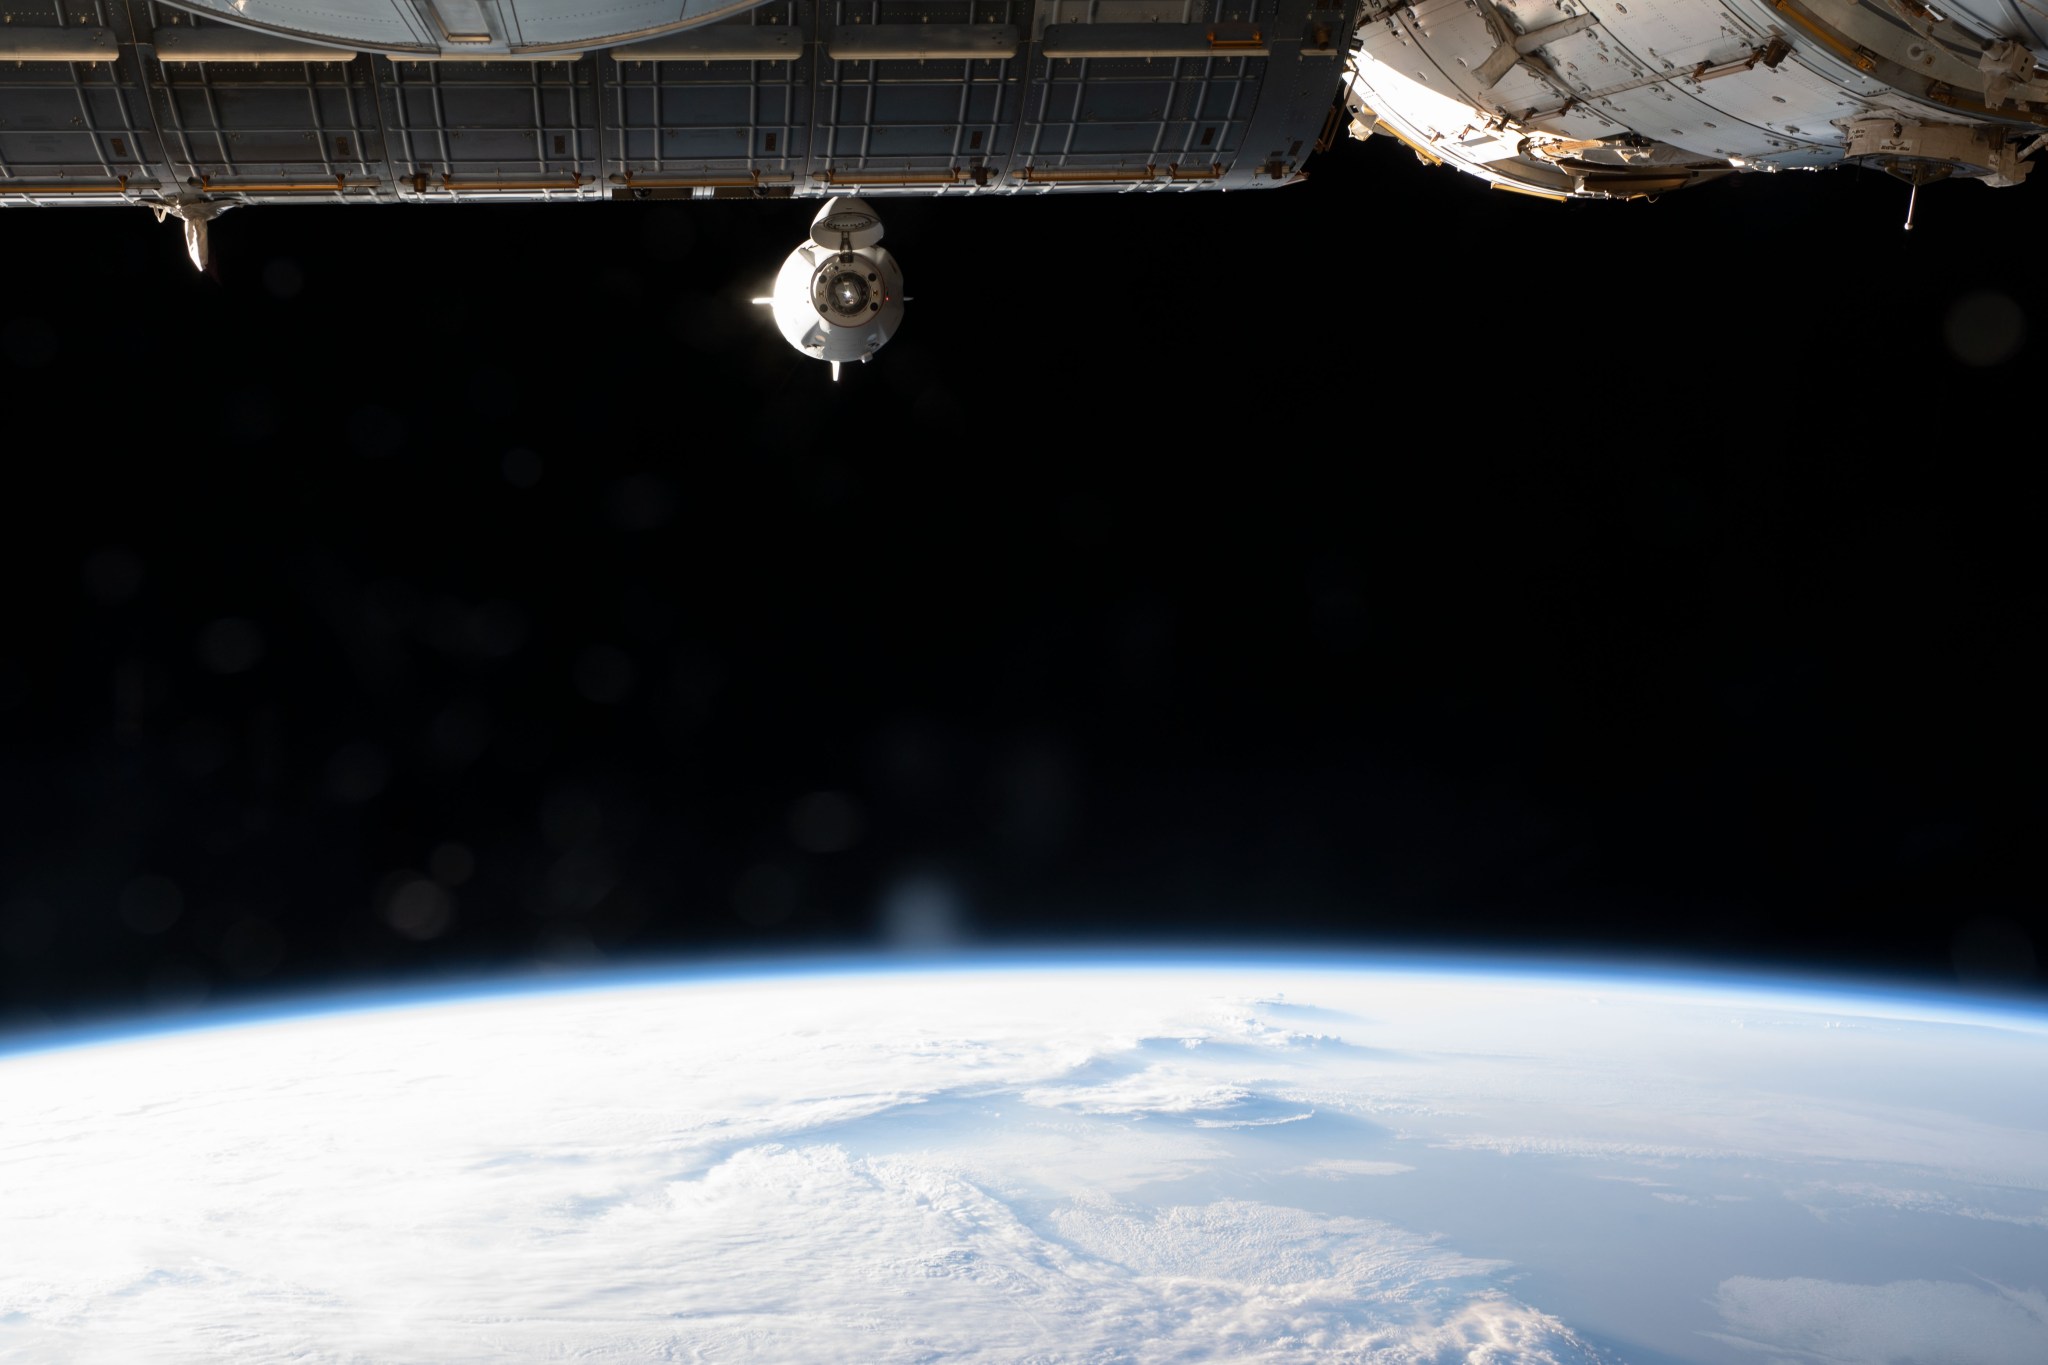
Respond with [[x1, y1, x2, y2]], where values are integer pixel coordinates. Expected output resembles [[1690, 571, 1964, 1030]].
[[4, 946, 2044, 1064]]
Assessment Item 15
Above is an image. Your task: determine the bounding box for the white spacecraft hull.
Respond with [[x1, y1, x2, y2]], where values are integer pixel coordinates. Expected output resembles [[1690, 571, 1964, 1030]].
[[1343, 1, 2043, 200]]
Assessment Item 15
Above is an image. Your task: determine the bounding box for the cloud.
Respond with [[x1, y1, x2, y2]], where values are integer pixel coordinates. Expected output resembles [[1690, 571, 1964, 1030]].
[[1019, 1070, 1255, 1115], [1295, 1159, 1416, 1178], [1192, 1110, 1315, 1129], [9, 965, 2045, 1365], [0, 1136, 1602, 1363], [0, 975, 1601, 1365], [1041, 1193, 1600, 1362], [1431, 1134, 1733, 1161], [1709, 1276, 2048, 1365], [1789, 1181, 2048, 1231]]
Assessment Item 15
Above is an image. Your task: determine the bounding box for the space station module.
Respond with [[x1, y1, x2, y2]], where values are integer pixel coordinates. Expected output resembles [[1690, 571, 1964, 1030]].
[[0, 0, 2038, 365], [1343, 1, 2043, 212]]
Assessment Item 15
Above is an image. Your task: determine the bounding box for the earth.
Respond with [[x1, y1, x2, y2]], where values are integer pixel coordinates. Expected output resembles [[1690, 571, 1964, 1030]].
[[2, 959, 2044, 1363]]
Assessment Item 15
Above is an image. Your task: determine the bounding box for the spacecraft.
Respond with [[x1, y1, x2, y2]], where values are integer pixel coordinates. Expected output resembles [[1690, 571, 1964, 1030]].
[[754, 197, 903, 378], [0, 0, 2039, 364]]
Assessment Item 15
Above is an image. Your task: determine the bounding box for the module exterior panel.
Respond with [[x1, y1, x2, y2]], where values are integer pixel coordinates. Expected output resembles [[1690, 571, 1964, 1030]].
[[0, 0, 1351, 208]]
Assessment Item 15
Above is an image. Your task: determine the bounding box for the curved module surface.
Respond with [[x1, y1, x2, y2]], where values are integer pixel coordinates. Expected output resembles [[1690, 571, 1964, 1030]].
[[1345, 1, 2045, 203], [0, 1, 2038, 271]]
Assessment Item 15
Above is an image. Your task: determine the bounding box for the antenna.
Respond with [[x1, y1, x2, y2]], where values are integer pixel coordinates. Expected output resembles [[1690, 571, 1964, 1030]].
[[1903, 163, 1930, 232]]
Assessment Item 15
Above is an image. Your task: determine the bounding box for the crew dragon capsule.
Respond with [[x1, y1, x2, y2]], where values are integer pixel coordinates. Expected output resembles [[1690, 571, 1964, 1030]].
[[755, 198, 905, 378], [0, 0, 2040, 361]]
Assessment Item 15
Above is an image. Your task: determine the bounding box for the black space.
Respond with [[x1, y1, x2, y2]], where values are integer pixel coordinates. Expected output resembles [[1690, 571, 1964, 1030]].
[[2, 134, 2044, 1034]]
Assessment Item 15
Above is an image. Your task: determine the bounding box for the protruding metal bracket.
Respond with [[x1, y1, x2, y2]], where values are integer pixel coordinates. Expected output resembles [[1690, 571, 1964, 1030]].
[[1474, 11, 1596, 90]]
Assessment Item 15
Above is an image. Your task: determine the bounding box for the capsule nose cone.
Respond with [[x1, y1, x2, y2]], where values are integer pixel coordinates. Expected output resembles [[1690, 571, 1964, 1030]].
[[810, 196, 885, 250]]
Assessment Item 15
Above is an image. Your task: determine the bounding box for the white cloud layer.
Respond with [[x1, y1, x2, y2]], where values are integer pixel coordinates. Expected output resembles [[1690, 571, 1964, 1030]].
[[0, 1134, 1599, 1363], [1710, 1276, 2048, 1365], [0, 963, 2042, 1363], [0, 975, 1601, 1364]]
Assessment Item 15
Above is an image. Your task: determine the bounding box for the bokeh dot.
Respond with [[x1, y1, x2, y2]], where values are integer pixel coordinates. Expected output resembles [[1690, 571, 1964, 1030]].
[[574, 645, 637, 706], [347, 404, 407, 460], [466, 601, 527, 658], [429, 842, 476, 887], [540, 787, 603, 849], [216, 917, 285, 978], [143, 959, 210, 1011], [0, 898, 57, 957], [1942, 291, 2026, 367], [385, 877, 455, 941], [1952, 917, 2037, 987], [789, 790, 862, 854], [118, 875, 185, 935], [502, 447, 543, 488], [82, 547, 144, 605], [0, 316, 56, 368], [324, 741, 392, 804], [262, 258, 305, 300], [196, 618, 265, 675], [732, 863, 799, 927], [878, 872, 966, 950], [606, 475, 676, 531]]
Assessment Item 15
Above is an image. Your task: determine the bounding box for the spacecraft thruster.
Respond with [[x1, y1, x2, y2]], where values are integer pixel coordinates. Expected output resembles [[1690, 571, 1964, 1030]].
[[757, 198, 904, 378]]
